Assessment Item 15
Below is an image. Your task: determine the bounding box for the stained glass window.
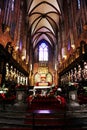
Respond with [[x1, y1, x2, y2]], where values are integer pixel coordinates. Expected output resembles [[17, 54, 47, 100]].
[[39, 42, 48, 61], [77, 0, 81, 9], [12, 0, 15, 11]]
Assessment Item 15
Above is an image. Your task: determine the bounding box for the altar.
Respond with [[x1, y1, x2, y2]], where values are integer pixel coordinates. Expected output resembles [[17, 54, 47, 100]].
[[34, 86, 51, 89], [33, 86, 52, 96], [36, 82, 51, 86]]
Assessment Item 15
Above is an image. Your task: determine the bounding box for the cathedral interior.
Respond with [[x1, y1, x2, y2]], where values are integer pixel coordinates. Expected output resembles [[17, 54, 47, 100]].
[[0, 0, 87, 129]]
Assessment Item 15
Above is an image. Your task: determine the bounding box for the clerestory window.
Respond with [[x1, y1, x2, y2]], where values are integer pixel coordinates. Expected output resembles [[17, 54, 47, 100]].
[[77, 0, 81, 9], [12, 0, 15, 11]]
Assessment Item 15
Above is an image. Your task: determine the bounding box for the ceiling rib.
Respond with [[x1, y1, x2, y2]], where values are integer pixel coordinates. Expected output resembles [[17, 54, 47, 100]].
[[28, 0, 61, 49]]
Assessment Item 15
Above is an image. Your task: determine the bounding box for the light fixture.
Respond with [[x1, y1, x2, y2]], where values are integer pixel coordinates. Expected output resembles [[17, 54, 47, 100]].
[[5, 26, 10, 32], [71, 44, 75, 49], [30, 64, 32, 70], [15, 46, 19, 51], [83, 22, 87, 31], [62, 47, 67, 60], [21, 48, 26, 60], [63, 55, 67, 60], [22, 55, 26, 60]]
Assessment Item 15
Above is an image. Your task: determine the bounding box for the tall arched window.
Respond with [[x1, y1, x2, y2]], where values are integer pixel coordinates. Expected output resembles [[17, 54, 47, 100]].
[[77, 0, 81, 9], [12, 0, 15, 11], [39, 42, 48, 61]]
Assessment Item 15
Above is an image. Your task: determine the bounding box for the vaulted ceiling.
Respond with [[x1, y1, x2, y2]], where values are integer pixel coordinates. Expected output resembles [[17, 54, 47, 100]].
[[27, 0, 62, 49]]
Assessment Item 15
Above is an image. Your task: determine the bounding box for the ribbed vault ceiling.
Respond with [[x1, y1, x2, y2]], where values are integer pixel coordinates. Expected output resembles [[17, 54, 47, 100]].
[[27, 0, 61, 48]]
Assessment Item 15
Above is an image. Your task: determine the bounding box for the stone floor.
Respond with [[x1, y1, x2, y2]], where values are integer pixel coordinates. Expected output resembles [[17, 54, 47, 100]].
[[0, 102, 87, 129]]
